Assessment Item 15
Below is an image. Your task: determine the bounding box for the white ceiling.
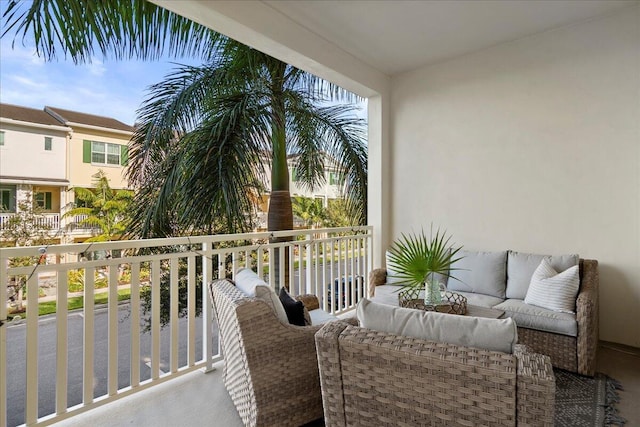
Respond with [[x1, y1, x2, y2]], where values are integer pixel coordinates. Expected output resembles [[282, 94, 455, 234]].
[[265, 0, 638, 75]]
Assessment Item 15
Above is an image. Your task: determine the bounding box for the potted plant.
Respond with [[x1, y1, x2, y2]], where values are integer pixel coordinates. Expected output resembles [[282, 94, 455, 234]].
[[387, 226, 463, 305]]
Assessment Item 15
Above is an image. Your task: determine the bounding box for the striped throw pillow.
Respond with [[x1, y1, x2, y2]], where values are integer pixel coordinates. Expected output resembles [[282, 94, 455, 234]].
[[524, 258, 579, 313]]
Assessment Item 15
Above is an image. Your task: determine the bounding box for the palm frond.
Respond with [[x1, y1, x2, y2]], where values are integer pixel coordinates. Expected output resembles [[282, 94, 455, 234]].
[[2, 0, 222, 63]]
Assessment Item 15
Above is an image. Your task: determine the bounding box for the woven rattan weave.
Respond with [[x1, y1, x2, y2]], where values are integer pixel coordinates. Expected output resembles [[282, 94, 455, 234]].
[[316, 321, 555, 426], [209, 279, 324, 427]]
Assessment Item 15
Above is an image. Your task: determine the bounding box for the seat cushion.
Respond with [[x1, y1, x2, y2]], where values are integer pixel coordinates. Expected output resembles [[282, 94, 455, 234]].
[[309, 308, 338, 325], [357, 298, 518, 354], [506, 251, 579, 299], [447, 250, 507, 299], [493, 299, 577, 337], [234, 268, 289, 324], [454, 291, 505, 308]]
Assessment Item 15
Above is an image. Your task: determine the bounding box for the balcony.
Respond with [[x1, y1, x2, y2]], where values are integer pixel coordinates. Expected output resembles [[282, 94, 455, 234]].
[[1, 226, 372, 426], [0, 213, 60, 233]]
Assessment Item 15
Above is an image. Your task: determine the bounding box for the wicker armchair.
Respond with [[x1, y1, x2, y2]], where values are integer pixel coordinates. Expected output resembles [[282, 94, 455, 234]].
[[316, 320, 555, 426], [209, 278, 325, 427]]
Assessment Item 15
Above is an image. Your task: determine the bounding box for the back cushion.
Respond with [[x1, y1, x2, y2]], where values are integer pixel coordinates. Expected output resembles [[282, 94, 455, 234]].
[[357, 298, 517, 354], [385, 250, 402, 284], [447, 250, 507, 299], [234, 268, 289, 324], [506, 251, 579, 299]]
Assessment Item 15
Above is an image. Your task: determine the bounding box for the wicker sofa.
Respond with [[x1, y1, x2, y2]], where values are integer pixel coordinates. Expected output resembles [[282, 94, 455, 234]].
[[369, 250, 599, 376], [209, 277, 339, 427], [316, 319, 555, 426]]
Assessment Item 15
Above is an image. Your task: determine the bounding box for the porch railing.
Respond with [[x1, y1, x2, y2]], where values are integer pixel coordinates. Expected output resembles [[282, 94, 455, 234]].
[[0, 213, 60, 232], [0, 226, 372, 427]]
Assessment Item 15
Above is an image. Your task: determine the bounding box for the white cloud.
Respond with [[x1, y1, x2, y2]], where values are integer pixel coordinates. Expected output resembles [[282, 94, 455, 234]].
[[85, 58, 106, 77]]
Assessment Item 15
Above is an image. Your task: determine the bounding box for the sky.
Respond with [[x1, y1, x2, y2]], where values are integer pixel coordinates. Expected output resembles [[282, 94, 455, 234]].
[[0, 2, 365, 127], [0, 28, 197, 126]]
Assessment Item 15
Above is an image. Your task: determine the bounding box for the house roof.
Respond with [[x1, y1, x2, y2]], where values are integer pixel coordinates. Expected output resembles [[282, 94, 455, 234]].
[[45, 106, 134, 132], [0, 103, 65, 127]]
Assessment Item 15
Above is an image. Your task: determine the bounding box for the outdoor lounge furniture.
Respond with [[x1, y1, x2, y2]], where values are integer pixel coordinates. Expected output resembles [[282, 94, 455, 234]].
[[209, 276, 339, 427], [315, 317, 556, 426], [370, 250, 599, 376]]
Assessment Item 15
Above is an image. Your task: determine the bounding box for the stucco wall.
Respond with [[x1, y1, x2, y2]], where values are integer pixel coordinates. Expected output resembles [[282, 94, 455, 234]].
[[69, 128, 131, 189], [390, 7, 640, 346], [0, 124, 67, 180]]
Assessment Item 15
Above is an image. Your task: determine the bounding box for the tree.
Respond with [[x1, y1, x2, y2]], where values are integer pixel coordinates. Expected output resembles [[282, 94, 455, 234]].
[[0, 194, 54, 312], [2, 0, 368, 239], [292, 196, 326, 229], [63, 170, 132, 242], [324, 198, 357, 228]]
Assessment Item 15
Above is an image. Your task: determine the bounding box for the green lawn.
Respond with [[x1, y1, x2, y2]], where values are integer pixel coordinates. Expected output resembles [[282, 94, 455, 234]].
[[10, 289, 132, 320]]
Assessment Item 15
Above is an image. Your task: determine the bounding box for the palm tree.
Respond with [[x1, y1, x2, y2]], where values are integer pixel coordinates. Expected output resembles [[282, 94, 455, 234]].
[[292, 196, 326, 229], [63, 171, 132, 242], [2, 0, 367, 242]]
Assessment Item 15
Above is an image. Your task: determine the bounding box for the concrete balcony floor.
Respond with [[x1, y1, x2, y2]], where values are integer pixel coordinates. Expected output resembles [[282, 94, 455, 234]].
[[54, 343, 640, 427]]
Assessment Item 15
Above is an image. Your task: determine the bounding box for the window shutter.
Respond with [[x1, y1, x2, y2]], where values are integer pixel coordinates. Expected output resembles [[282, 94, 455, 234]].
[[45, 193, 52, 210], [120, 144, 129, 166], [83, 140, 92, 163]]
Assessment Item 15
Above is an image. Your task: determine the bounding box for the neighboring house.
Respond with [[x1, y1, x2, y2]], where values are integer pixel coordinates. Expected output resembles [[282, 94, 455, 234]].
[[255, 153, 347, 229], [0, 104, 72, 241], [0, 104, 135, 244], [44, 106, 134, 242]]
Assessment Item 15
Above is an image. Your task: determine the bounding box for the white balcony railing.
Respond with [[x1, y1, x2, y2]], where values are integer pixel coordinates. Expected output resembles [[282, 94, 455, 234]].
[[1, 226, 373, 427], [0, 213, 60, 232]]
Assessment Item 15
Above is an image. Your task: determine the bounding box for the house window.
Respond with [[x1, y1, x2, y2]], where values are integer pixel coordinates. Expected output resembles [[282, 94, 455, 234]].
[[44, 136, 52, 151], [0, 131, 5, 146], [0, 185, 17, 212], [91, 141, 120, 165], [35, 192, 53, 210], [329, 172, 344, 186]]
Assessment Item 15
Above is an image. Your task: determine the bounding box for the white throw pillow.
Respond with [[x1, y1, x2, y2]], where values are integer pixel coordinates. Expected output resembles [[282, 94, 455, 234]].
[[524, 259, 579, 313], [234, 268, 289, 323], [357, 298, 518, 354]]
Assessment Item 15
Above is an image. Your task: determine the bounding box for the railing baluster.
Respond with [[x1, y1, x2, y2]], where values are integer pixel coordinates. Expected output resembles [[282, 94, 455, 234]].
[[257, 247, 264, 281], [25, 273, 39, 425], [130, 263, 140, 388], [151, 260, 160, 380], [0, 253, 7, 427], [187, 256, 196, 367], [202, 242, 213, 371], [83, 267, 95, 405], [55, 270, 68, 415], [170, 258, 179, 374], [268, 247, 275, 289], [108, 265, 119, 395]]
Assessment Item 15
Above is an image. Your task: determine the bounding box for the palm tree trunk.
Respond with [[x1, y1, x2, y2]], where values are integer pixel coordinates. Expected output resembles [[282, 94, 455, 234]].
[[268, 61, 293, 290]]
